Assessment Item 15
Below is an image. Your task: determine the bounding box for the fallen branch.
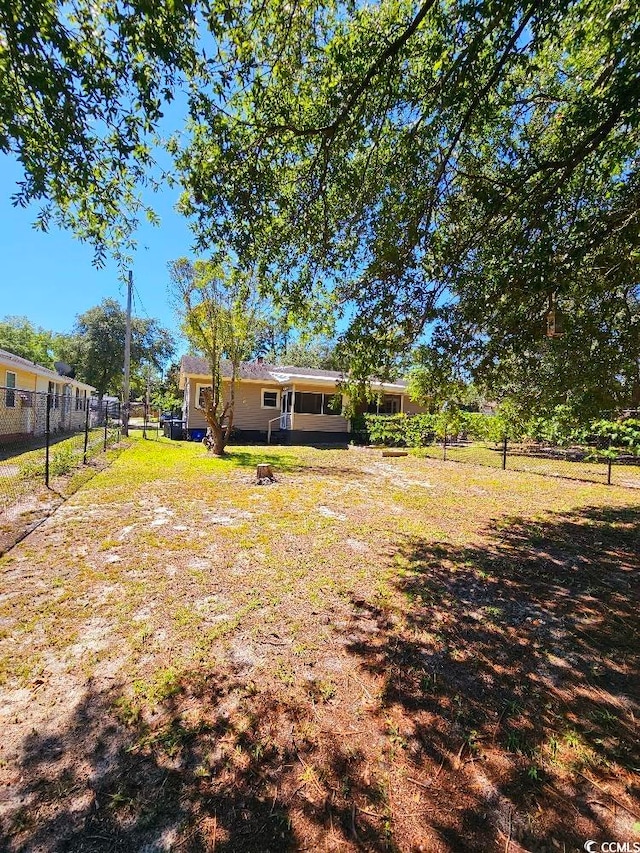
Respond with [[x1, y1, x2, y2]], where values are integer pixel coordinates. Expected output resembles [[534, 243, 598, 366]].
[[351, 803, 359, 841], [407, 776, 432, 790]]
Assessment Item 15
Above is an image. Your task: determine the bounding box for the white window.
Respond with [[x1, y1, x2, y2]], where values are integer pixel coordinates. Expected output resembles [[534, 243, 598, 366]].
[[261, 389, 280, 408], [195, 384, 212, 409], [5, 371, 16, 408]]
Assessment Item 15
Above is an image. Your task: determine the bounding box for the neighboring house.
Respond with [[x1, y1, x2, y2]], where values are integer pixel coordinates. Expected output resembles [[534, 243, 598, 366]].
[[0, 349, 95, 442], [179, 356, 425, 444]]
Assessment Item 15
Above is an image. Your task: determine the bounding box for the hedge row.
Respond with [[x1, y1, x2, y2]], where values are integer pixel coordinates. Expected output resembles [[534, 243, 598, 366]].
[[360, 412, 640, 452]]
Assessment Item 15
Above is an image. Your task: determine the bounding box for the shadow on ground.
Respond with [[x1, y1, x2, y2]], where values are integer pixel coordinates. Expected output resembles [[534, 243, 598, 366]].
[[341, 504, 640, 851], [2, 668, 396, 852], [2, 506, 639, 851]]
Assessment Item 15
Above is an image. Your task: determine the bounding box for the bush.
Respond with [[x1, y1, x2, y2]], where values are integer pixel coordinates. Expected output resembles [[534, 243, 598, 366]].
[[19, 444, 77, 479], [588, 418, 640, 453], [404, 414, 437, 446], [349, 413, 369, 445], [359, 410, 640, 454], [462, 412, 493, 441], [363, 414, 408, 446]]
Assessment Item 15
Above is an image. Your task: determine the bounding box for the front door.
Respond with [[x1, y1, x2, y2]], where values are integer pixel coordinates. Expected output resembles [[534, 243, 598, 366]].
[[280, 390, 292, 429]]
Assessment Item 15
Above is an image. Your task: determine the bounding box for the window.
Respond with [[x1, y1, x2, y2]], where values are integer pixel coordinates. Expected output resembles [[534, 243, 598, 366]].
[[75, 388, 80, 410], [196, 384, 212, 409], [261, 389, 279, 408], [293, 392, 343, 415], [294, 392, 323, 415], [367, 395, 401, 415], [5, 372, 16, 408], [323, 393, 343, 415]]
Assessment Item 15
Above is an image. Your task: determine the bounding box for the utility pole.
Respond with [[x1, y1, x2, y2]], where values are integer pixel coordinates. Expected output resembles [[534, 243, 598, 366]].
[[122, 270, 133, 437]]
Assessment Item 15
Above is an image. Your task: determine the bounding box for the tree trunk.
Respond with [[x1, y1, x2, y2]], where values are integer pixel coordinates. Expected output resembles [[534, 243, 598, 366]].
[[208, 421, 227, 456]]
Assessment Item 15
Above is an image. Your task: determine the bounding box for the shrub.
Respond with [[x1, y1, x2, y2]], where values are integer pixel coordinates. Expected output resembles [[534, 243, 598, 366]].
[[404, 414, 437, 446], [524, 405, 588, 446], [363, 414, 407, 446], [589, 418, 640, 453], [349, 413, 369, 445], [19, 444, 77, 479]]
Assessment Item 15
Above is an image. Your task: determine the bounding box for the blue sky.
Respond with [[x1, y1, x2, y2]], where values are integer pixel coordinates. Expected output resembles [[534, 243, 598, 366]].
[[0, 154, 193, 344]]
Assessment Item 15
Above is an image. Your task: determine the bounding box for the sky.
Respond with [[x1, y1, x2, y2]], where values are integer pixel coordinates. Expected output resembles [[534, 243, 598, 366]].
[[0, 154, 194, 345]]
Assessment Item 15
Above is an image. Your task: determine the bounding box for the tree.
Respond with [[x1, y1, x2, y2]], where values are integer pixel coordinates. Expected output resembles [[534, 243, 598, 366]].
[[275, 336, 342, 371], [150, 361, 183, 415], [0, 0, 204, 265], [57, 298, 174, 399], [169, 258, 261, 456], [176, 0, 640, 401], [407, 346, 468, 414], [6, 0, 639, 415], [0, 315, 57, 366]]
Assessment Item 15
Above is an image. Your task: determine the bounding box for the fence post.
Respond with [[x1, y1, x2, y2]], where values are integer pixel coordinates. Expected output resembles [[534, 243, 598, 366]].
[[83, 399, 90, 464], [45, 391, 52, 487], [607, 456, 612, 486], [502, 435, 508, 470], [443, 430, 447, 461], [104, 405, 108, 452]]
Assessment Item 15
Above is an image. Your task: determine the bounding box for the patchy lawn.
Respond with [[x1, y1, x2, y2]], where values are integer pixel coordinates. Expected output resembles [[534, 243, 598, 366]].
[[0, 437, 638, 852], [0, 434, 123, 556]]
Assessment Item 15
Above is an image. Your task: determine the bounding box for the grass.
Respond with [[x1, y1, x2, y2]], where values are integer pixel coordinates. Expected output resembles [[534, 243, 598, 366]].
[[412, 440, 640, 487], [0, 435, 638, 852], [0, 427, 122, 554]]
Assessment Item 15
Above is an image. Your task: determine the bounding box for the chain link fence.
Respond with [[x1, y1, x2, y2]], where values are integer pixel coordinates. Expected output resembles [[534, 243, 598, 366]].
[[414, 437, 640, 488], [0, 389, 121, 515]]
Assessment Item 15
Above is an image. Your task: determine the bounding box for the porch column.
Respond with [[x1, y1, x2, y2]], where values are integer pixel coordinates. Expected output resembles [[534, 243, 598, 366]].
[[291, 385, 296, 430]]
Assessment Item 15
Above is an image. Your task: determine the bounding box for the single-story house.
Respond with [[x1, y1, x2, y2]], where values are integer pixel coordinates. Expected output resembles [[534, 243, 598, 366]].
[[179, 355, 425, 444], [0, 348, 95, 442]]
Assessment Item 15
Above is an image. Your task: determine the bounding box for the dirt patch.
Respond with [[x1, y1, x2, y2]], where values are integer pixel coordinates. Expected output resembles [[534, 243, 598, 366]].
[[0, 447, 126, 556]]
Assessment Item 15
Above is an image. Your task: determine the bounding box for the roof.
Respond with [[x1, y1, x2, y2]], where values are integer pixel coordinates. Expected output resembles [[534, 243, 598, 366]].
[[0, 348, 95, 391], [179, 355, 408, 392]]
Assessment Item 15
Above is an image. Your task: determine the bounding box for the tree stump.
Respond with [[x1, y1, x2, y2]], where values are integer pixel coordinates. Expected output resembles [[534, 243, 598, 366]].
[[256, 463, 275, 482]]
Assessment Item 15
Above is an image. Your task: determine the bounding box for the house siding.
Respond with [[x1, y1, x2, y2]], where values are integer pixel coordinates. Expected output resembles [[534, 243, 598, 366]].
[[402, 395, 424, 415], [292, 413, 349, 433], [186, 378, 282, 433], [1, 365, 35, 437], [0, 357, 91, 438]]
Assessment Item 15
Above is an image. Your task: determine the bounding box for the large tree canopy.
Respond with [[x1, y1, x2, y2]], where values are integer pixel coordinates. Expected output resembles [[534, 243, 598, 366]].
[[176, 0, 640, 402], [3, 0, 639, 409], [57, 298, 174, 398], [0, 315, 57, 366], [0, 0, 201, 263]]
